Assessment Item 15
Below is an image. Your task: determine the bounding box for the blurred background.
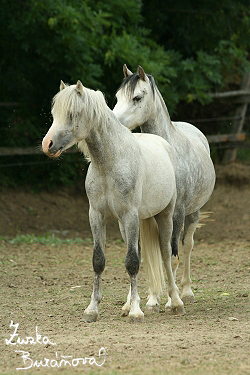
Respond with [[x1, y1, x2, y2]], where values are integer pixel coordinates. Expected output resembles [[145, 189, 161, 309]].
[[1, 0, 250, 190]]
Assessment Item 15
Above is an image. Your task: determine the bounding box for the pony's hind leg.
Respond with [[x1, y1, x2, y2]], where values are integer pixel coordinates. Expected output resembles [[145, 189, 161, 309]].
[[181, 210, 200, 304], [165, 207, 185, 309], [165, 255, 179, 310], [171, 206, 185, 258], [122, 212, 144, 323], [146, 292, 160, 312], [121, 285, 131, 317], [83, 208, 106, 322], [155, 204, 185, 316], [118, 221, 132, 317]]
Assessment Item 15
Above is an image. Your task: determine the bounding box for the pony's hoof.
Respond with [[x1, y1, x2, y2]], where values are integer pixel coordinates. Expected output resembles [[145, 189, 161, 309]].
[[83, 310, 98, 322], [145, 305, 160, 313], [181, 294, 194, 304], [128, 312, 144, 323], [128, 309, 144, 323], [165, 304, 172, 314], [171, 305, 186, 316], [121, 309, 129, 317], [121, 302, 130, 317]]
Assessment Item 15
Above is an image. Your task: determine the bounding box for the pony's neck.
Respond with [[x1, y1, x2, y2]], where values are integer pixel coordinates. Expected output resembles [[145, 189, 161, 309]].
[[141, 88, 175, 142], [79, 106, 129, 167]]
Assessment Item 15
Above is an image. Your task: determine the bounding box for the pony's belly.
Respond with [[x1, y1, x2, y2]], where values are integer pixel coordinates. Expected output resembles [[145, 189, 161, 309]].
[[139, 205, 165, 220], [185, 192, 212, 215], [139, 186, 175, 219], [174, 145, 216, 215], [179, 172, 215, 215]]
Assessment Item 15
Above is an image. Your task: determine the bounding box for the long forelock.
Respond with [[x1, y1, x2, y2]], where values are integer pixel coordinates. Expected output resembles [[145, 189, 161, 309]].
[[52, 84, 108, 125], [117, 73, 155, 99], [52, 85, 81, 121]]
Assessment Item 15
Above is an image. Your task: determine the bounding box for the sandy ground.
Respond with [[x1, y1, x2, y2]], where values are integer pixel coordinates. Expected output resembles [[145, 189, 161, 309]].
[[0, 163, 249, 374]]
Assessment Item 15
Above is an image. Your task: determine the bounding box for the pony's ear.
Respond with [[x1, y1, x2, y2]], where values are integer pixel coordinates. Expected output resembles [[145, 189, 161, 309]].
[[75, 80, 84, 96], [60, 80, 66, 91], [123, 64, 133, 78], [138, 65, 146, 81]]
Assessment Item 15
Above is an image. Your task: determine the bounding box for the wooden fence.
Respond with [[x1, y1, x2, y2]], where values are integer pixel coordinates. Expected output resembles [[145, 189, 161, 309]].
[[0, 132, 249, 158], [208, 73, 250, 163], [1, 78, 250, 162]]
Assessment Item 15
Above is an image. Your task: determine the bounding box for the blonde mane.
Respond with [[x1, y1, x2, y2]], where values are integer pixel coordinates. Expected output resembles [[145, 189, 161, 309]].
[[51, 84, 110, 160]]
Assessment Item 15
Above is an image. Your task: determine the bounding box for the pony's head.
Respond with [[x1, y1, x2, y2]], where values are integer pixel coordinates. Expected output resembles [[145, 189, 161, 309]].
[[42, 80, 105, 157], [113, 65, 156, 130]]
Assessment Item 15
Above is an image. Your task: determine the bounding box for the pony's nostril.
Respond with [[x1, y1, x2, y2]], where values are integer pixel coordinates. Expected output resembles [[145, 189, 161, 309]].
[[48, 140, 53, 149]]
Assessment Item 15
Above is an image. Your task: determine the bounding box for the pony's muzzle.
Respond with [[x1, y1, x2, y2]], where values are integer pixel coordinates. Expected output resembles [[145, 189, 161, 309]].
[[42, 137, 62, 157]]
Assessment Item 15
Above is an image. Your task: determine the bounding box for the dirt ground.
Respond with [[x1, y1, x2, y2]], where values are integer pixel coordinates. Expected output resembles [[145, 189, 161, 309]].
[[0, 163, 250, 375]]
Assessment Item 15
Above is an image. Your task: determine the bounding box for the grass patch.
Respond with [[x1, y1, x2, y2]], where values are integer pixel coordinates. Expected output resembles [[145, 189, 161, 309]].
[[0, 233, 90, 245]]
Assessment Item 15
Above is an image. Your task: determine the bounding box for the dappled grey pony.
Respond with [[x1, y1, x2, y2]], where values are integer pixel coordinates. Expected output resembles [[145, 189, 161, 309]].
[[42, 80, 185, 322], [113, 65, 216, 309]]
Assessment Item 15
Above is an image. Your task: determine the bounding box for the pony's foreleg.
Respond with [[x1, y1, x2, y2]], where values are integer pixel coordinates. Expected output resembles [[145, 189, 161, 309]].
[[181, 211, 199, 304], [122, 212, 144, 323], [83, 209, 106, 322], [155, 204, 185, 315]]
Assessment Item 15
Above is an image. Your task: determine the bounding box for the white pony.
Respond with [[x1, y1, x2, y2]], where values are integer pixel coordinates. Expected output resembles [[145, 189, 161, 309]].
[[42, 80, 185, 322], [113, 65, 216, 309]]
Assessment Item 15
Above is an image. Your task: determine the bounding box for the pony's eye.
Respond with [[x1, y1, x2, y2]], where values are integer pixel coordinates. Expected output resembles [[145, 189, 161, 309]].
[[69, 113, 74, 121], [133, 95, 142, 102]]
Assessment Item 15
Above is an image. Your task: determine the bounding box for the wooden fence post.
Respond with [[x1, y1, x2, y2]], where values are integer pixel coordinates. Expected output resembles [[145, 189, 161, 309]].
[[222, 73, 250, 164]]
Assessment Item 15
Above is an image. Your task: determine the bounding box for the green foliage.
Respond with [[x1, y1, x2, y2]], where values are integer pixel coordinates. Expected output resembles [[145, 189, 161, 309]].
[[1, 0, 250, 188], [236, 148, 250, 163], [0, 153, 88, 190], [142, 0, 250, 103]]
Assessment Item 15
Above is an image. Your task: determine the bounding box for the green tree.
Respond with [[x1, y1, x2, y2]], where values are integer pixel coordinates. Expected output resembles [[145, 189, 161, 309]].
[[1, 0, 168, 143], [1, 0, 250, 188], [142, 0, 250, 102]]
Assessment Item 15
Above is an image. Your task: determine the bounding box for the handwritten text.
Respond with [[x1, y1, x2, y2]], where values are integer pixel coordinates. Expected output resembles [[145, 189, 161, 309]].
[[15, 349, 106, 370], [5, 321, 56, 346]]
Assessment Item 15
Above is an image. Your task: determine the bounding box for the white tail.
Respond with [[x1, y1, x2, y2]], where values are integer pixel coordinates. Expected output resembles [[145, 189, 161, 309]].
[[140, 217, 166, 297]]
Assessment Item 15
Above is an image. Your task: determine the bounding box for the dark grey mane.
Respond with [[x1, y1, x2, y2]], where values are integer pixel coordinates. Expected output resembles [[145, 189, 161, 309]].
[[117, 73, 156, 99]]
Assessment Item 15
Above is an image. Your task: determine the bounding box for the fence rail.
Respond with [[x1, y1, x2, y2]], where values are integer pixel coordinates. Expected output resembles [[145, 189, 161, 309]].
[[206, 133, 246, 143], [0, 133, 249, 157], [208, 89, 250, 99], [0, 147, 78, 156]]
